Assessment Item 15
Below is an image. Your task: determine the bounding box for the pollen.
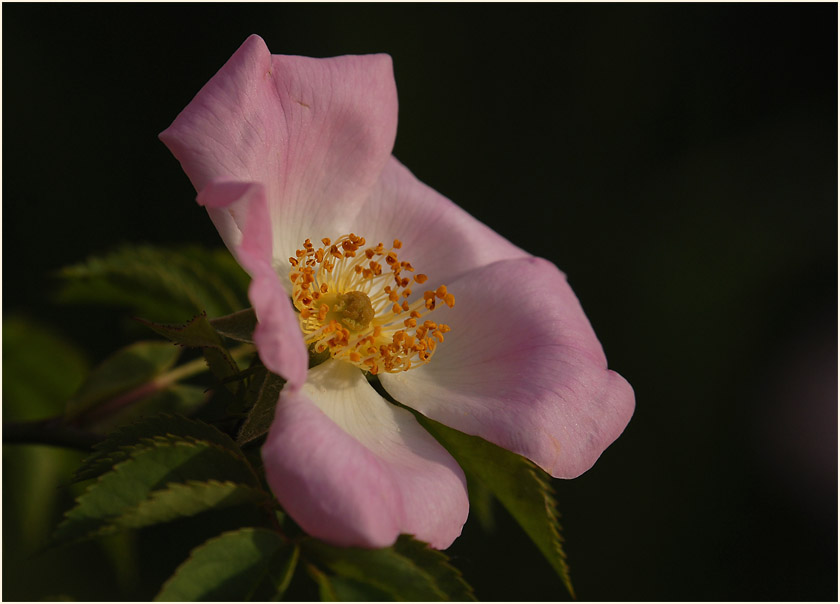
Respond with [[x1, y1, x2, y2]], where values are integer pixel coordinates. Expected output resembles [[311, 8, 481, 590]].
[[289, 233, 454, 374]]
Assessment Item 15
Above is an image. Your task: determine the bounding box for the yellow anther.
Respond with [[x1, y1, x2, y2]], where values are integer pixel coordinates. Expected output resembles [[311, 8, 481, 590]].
[[289, 233, 454, 374]]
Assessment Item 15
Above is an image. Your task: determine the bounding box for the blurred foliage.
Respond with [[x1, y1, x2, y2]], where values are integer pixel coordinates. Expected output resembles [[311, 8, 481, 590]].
[[3, 3, 836, 600], [57, 244, 251, 322]]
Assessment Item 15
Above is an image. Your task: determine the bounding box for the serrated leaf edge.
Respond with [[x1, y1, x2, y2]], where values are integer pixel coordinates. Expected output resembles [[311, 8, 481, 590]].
[[74, 414, 247, 481], [56, 439, 260, 545], [304, 540, 451, 601], [112, 479, 270, 528], [525, 462, 575, 599], [394, 535, 476, 601]]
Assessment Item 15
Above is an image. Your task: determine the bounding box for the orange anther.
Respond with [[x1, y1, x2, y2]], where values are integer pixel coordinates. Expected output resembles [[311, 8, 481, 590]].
[[444, 293, 455, 307], [321, 237, 331, 246], [393, 239, 402, 249]]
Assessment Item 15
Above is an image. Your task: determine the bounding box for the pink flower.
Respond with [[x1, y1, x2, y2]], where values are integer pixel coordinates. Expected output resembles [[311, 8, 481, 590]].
[[160, 35, 634, 550]]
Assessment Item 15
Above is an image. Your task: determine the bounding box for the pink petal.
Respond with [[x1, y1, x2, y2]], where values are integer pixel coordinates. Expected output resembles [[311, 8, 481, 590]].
[[197, 180, 307, 389], [262, 360, 469, 549], [379, 257, 635, 479], [339, 156, 529, 286], [160, 35, 398, 267]]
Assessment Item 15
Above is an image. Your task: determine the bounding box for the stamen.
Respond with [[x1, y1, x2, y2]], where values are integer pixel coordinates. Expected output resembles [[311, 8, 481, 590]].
[[289, 233, 453, 374]]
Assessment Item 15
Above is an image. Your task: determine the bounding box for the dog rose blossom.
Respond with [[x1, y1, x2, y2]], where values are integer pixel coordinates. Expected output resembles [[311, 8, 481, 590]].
[[161, 35, 634, 549]]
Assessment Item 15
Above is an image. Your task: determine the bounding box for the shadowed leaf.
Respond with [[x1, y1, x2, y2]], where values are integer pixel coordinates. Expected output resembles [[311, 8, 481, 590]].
[[114, 480, 269, 529], [416, 415, 574, 598], [56, 244, 249, 321], [156, 527, 297, 601], [55, 439, 259, 544], [304, 535, 474, 601], [74, 414, 245, 482]]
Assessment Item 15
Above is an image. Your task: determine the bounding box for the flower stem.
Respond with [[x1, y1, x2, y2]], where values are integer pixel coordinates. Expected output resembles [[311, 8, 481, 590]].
[[3, 343, 256, 450]]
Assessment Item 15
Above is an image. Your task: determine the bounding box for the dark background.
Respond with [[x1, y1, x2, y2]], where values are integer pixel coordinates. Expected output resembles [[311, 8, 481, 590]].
[[3, 3, 837, 601]]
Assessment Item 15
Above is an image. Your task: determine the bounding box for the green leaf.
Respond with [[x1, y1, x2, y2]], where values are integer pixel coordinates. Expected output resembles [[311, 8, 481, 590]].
[[113, 480, 269, 529], [210, 308, 257, 343], [416, 415, 574, 598], [236, 367, 285, 445], [392, 535, 475, 600], [155, 527, 297, 601], [308, 566, 394, 601], [65, 341, 181, 419], [55, 438, 260, 544], [139, 313, 243, 392], [303, 535, 474, 601], [75, 414, 246, 482], [56, 244, 250, 321]]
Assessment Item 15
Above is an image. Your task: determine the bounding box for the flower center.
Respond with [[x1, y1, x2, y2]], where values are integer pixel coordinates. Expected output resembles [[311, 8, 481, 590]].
[[289, 234, 454, 375]]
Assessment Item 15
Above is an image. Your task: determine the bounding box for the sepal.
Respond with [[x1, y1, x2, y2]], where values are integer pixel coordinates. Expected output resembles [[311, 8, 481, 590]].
[[210, 308, 257, 343], [236, 366, 285, 445], [138, 312, 245, 392]]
